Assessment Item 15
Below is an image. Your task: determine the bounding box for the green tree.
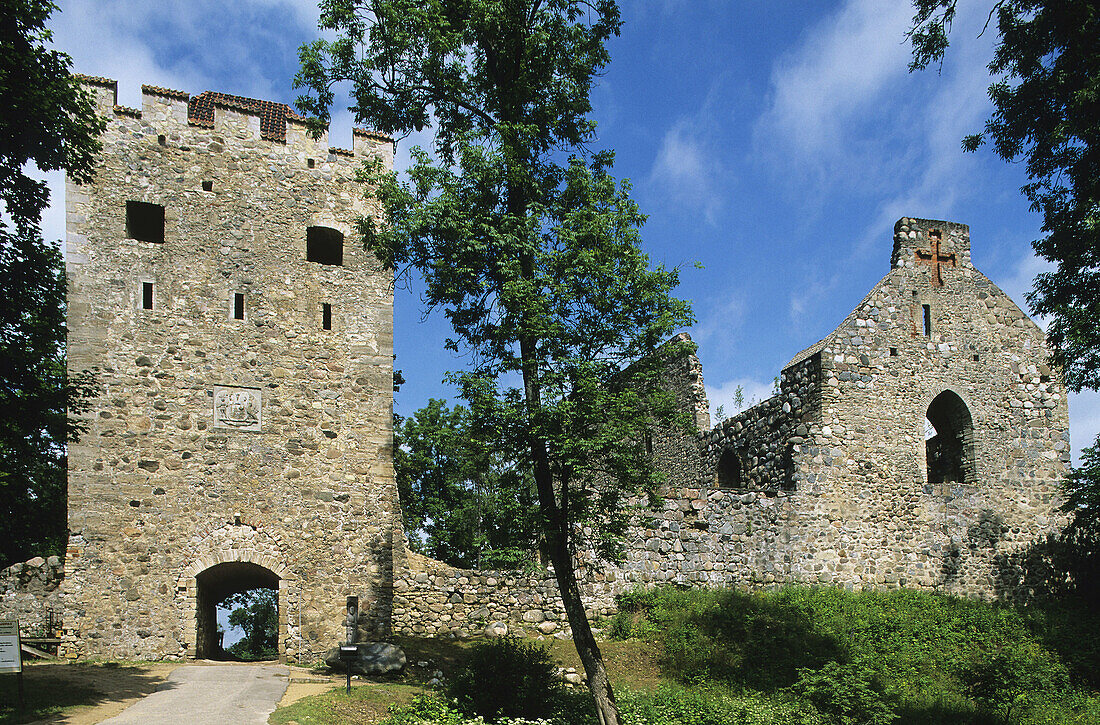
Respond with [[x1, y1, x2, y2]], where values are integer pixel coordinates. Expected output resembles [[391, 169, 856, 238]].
[[909, 0, 1100, 563], [297, 2, 693, 721], [0, 0, 102, 566], [395, 398, 538, 569], [222, 588, 279, 661]]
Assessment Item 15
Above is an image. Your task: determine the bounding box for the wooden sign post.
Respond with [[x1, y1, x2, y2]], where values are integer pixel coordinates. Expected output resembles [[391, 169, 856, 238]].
[[0, 620, 23, 710]]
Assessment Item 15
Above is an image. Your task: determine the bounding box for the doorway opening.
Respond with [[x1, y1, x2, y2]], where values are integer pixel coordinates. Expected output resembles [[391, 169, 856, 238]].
[[925, 390, 976, 484], [195, 561, 279, 660]]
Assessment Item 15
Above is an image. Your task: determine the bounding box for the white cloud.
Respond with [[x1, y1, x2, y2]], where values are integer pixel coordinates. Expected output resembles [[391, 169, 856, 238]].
[[648, 117, 723, 224], [691, 294, 746, 350], [755, 0, 913, 164], [707, 377, 777, 422]]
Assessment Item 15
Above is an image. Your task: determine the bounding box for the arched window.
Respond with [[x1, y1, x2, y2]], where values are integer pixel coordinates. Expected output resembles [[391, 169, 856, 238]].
[[306, 226, 344, 265], [925, 390, 975, 484], [717, 449, 744, 489]]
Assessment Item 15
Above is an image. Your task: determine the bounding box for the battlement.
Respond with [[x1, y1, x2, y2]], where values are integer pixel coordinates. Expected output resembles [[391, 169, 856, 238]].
[[74, 74, 392, 160]]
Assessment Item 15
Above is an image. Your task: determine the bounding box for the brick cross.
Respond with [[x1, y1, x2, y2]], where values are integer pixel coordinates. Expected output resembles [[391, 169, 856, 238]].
[[915, 230, 956, 288]]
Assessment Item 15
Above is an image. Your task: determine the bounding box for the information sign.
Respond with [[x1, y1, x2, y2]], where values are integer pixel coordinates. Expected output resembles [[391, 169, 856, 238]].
[[0, 620, 21, 674]]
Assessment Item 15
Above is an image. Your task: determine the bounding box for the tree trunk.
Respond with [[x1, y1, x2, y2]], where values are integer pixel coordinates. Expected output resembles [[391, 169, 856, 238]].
[[544, 518, 620, 725], [510, 137, 620, 722]]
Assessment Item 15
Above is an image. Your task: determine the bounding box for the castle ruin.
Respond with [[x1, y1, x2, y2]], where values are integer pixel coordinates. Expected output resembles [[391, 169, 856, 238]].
[[0, 77, 1071, 659]]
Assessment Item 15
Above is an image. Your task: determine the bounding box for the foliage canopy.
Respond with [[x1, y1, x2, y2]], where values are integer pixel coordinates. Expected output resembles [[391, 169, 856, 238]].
[[0, 0, 102, 566], [298, 1, 693, 721], [395, 398, 538, 569]]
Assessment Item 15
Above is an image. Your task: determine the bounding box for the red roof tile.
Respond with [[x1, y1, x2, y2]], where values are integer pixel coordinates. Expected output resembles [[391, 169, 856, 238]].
[[142, 84, 189, 100], [353, 128, 393, 142], [187, 91, 307, 142], [74, 73, 116, 87]]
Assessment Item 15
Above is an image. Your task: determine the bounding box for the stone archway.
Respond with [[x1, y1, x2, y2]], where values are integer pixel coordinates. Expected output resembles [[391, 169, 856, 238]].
[[176, 526, 292, 661], [194, 561, 279, 659]]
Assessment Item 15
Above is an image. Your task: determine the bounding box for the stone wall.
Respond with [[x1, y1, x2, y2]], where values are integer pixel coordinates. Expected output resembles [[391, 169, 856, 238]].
[[0, 557, 64, 637], [64, 77, 397, 662], [57, 97, 1068, 656], [391, 218, 1070, 635], [702, 353, 822, 492]]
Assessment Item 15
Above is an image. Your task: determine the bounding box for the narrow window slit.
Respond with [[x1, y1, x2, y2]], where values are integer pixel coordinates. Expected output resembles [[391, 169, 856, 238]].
[[142, 282, 154, 310], [322, 303, 332, 330], [922, 304, 931, 337], [233, 293, 245, 320]]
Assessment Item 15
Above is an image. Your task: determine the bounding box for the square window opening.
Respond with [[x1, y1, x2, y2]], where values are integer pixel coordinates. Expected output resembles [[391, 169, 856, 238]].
[[233, 293, 245, 320], [322, 303, 332, 330], [202, 180, 213, 192], [306, 226, 344, 266], [889, 347, 898, 357], [307, 158, 315, 169], [126, 201, 165, 243], [142, 282, 153, 310], [157, 134, 166, 146]]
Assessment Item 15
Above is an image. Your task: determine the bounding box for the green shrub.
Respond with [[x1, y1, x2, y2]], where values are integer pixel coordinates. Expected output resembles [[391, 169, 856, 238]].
[[792, 661, 897, 725], [444, 636, 561, 721], [606, 584, 1100, 725], [955, 642, 1068, 724], [617, 684, 825, 725]]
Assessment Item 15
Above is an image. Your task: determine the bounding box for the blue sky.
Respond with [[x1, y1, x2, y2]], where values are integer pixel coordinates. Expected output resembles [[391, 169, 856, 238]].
[[43, 0, 1098, 463]]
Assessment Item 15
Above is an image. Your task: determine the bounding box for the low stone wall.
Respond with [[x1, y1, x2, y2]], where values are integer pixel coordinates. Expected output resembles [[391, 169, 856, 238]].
[[391, 550, 621, 638], [0, 556, 64, 636]]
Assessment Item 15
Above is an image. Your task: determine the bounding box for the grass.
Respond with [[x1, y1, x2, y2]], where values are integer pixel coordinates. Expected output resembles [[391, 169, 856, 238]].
[[609, 585, 1100, 725], [269, 682, 424, 725]]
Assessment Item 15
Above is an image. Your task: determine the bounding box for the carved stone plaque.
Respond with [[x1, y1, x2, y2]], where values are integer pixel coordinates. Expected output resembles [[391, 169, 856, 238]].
[[213, 386, 261, 431]]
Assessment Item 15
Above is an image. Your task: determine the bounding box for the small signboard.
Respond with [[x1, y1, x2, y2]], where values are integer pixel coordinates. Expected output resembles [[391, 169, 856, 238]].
[[0, 620, 21, 674]]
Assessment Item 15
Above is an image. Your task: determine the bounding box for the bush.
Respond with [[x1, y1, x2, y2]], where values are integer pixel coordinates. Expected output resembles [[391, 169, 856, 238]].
[[955, 643, 1067, 724], [445, 636, 561, 721], [792, 662, 897, 725], [617, 684, 825, 725], [605, 584, 1100, 724]]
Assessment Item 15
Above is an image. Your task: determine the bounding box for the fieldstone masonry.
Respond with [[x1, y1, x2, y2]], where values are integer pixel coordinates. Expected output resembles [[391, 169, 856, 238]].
[[60, 77, 397, 661], [0, 557, 64, 638], [389, 218, 1071, 635], [0, 74, 1069, 656]]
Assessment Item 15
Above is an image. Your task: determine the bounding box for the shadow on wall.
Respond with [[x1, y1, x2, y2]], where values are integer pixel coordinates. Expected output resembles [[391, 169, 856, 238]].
[[992, 530, 1099, 604]]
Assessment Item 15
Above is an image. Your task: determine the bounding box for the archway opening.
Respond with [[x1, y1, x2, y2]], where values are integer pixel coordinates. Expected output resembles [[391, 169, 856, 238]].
[[717, 449, 744, 489], [925, 390, 975, 484], [195, 561, 279, 660]]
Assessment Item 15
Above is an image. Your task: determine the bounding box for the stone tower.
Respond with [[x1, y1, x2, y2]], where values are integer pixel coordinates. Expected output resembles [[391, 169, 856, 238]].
[[63, 77, 396, 662]]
